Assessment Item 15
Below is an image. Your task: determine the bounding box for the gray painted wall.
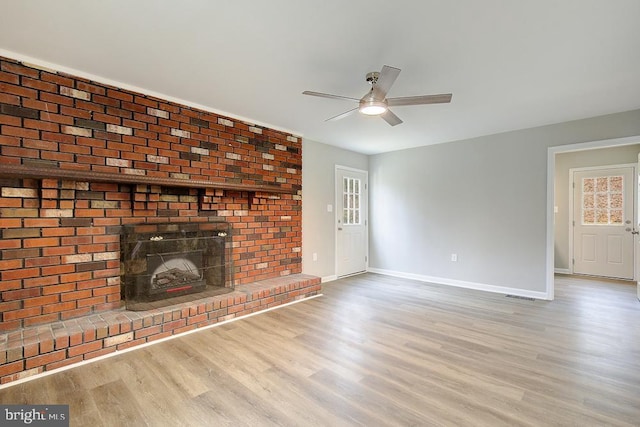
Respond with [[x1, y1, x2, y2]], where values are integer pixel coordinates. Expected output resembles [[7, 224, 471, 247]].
[[554, 145, 640, 271], [302, 139, 368, 279], [368, 109, 640, 293]]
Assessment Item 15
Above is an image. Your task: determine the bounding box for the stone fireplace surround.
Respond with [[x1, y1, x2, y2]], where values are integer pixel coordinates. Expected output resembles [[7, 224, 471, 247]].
[[0, 56, 321, 385]]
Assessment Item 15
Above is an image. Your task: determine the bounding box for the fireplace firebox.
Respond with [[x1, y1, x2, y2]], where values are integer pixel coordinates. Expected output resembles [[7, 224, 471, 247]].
[[121, 221, 233, 310]]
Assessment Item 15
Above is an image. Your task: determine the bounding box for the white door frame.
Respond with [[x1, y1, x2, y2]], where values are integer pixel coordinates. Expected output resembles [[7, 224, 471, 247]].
[[568, 163, 636, 277], [546, 135, 640, 299], [334, 165, 369, 277]]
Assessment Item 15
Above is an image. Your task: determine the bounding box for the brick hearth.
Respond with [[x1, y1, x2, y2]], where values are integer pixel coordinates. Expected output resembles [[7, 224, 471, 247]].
[[0, 274, 320, 384]]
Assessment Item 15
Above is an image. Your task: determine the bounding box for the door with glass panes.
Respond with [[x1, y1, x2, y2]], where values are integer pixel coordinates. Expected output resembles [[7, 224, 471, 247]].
[[572, 166, 635, 279], [336, 167, 368, 277]]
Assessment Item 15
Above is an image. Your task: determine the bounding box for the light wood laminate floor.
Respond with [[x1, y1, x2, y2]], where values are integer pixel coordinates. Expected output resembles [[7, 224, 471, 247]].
[[1, 273, 639, 426]]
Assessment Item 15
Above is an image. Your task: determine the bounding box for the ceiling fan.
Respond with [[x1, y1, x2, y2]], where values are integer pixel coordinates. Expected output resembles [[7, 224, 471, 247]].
[[302, 65, 452, 126]]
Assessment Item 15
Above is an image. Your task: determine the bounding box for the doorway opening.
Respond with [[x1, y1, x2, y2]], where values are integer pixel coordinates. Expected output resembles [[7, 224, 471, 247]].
[[547, 136, 640, 300]]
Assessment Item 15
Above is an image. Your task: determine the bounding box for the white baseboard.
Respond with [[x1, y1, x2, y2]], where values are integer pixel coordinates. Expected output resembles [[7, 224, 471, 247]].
[[367, 268, 550, 300], [554, 268, 571, 275], [321, 275, 338, 283]]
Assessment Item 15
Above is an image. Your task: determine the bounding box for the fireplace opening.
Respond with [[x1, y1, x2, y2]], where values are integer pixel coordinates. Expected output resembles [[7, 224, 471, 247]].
[[121, 221, 233, 310], [148, 250, 203, 293]]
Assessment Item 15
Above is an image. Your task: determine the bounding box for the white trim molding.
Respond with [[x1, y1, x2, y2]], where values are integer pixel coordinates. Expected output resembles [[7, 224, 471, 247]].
[[554, 268, 571, 275], [321, 275, 338, 283], [368, 268, 550, 300], [0, 48, 302, 138]]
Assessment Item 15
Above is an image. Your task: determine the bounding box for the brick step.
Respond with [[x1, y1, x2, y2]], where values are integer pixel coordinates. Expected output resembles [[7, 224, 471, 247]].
[[0, 274, 321, 385]]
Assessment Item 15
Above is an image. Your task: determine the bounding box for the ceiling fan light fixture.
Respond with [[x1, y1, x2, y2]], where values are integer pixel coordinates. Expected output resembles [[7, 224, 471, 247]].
[[303, 65, 452, 126], [359, 100, 388, 115]]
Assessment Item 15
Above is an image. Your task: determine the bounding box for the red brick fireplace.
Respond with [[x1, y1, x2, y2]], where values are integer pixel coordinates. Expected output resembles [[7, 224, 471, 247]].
[[0, 56, 320, 384]]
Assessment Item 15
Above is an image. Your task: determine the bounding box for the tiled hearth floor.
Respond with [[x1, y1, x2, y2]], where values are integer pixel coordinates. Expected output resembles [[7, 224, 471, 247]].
[[0, 274, 321, 385]]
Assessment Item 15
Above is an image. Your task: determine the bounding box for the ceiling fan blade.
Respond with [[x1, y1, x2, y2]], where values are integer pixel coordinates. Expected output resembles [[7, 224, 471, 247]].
[[387, 93, 452, 107], [372, 65, 401, 100], [325, 107, 359, 122], [302, 91, 360, 102], [381, 109, 403, 126]]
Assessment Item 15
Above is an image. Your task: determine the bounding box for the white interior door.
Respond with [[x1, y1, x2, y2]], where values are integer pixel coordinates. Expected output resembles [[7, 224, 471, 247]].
[[637, 154, 640, 300], [336, 167, 367, 277], [573, 166, 635, 280]]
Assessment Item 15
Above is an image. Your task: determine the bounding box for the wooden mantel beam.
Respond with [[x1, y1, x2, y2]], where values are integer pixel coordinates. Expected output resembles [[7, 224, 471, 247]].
[[0, 164, 294, 194]]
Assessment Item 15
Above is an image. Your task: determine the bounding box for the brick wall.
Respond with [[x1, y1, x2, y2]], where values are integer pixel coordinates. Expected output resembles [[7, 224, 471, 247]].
[[0, 56, 302, 332]]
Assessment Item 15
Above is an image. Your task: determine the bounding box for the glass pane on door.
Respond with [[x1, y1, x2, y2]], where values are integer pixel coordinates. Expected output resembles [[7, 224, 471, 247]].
[[343, 177, 361, 225], [582, 175, 624, 225]]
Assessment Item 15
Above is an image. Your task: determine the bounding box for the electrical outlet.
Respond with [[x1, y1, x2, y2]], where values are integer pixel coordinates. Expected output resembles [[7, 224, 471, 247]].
[[451, 253, 458, 262], [313, 253, 318, 261]]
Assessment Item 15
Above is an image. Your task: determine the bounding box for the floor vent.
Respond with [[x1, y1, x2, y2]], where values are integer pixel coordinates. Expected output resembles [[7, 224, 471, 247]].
[[505, 295, 536, 301]]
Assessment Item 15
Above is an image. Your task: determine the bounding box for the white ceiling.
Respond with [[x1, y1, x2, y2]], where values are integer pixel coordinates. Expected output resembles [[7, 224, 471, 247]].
[[1, 1, 639, 155]]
